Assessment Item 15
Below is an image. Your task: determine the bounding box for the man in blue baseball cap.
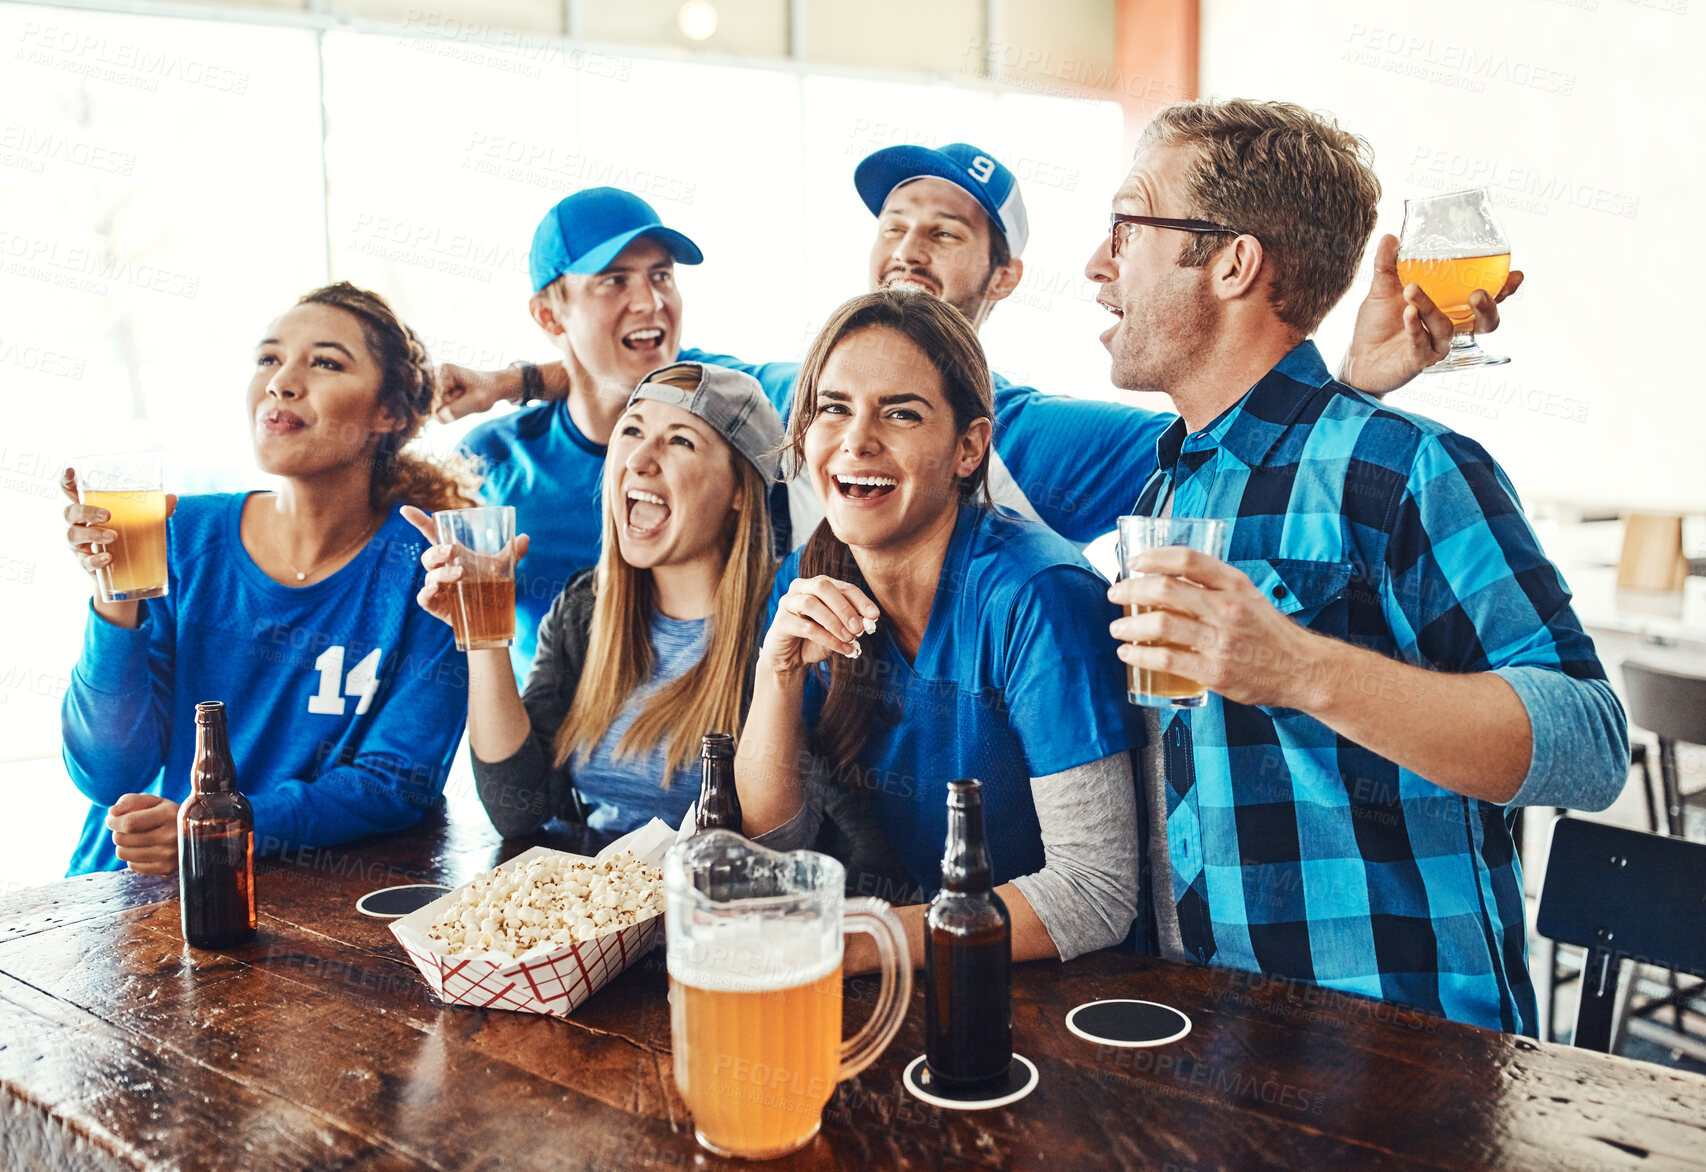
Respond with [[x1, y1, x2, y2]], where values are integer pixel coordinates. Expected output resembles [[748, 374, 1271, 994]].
[[456, 186, 736, 677]]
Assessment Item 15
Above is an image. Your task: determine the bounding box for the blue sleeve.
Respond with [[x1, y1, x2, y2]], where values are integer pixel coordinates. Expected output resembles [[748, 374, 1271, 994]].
[[680, 346, 801, 422], [993, 390, 1172, 544], [61, 600, 175, 804], [247, 600, 470, 852], [1383, 432, 1627, 811], [1001, 565, 1144, 777]]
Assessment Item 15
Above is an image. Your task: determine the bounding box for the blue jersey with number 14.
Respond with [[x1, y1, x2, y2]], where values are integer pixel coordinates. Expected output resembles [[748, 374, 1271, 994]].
[[61, 493, 469, 875]]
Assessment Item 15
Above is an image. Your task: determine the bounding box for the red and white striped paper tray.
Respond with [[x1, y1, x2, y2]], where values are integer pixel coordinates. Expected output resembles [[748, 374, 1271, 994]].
[[390, 821, 679, 1017]]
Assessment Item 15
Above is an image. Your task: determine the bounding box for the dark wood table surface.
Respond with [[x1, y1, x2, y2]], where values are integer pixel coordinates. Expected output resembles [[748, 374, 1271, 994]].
[[4, 804, 1704, 1172]]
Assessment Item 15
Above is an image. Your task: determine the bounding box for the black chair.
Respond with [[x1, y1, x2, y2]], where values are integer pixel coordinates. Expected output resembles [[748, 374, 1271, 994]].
[[1622, 660, 1706, 839], [1537, 816, 1706, 1052]]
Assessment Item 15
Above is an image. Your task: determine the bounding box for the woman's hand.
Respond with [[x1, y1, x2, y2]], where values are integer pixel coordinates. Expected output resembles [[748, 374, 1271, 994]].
[[759, 576, 880, 678], [400, 505, 528, 630], [60, 468, 176, 630], [105, 793, 180, 875]]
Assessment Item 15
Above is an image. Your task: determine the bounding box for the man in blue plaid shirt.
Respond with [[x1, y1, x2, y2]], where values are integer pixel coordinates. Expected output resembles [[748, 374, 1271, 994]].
[[1088, 99, 1627, 1034]]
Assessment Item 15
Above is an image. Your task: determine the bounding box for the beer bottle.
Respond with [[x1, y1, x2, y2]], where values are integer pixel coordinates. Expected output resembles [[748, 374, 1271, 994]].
[[924, 778, 1012, 1089], [178, 701, 256, 949], [694, 732, 742, 835]]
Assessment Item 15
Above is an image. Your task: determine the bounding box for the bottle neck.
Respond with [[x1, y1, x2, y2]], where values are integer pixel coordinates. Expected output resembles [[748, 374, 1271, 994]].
[[192, 714, 237, 794], [941, 796, 992, 894]]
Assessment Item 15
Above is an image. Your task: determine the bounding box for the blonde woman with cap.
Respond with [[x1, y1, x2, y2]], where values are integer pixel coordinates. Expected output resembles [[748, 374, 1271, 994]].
[[406, 362, 784, 835]]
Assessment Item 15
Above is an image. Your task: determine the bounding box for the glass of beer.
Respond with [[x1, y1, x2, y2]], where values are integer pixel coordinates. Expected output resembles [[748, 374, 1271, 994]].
[[1396, 188, 1512, 371], [433, 506, 517, 651], [76, 451, 169, 603], [1116, 515, 1230, 709], [664, 831, 912, 1161]]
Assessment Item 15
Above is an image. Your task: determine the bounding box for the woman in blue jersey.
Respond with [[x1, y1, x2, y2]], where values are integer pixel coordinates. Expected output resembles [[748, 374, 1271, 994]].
[[59, 283, 477, 876], [736, 287, 1142, 966], [406, 362, 785, 837]]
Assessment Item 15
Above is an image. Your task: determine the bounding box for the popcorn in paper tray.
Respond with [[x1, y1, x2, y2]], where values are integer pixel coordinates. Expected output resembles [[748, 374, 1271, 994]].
[[390, 817, 685, 1017]]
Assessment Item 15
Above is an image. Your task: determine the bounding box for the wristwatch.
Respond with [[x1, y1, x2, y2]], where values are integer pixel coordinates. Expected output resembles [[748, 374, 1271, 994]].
[[510, 360, 545, 404]]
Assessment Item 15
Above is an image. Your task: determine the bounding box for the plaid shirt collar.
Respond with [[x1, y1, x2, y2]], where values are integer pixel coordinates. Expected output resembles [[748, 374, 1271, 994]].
[[1151, 340, 1338, 479]]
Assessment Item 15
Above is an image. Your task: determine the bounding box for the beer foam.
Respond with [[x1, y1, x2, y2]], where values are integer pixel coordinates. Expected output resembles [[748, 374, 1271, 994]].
[[668, 919, 840, 994]]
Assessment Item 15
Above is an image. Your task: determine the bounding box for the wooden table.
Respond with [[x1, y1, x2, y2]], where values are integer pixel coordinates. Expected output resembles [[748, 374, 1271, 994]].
[[4, 807, 1704, 1171]]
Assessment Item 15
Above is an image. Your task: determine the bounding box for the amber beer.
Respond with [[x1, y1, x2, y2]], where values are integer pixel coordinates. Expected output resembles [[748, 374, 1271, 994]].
[[83, 489, 169, 601], [924, 779, 1012, 1088], [670, 923, 842, 1158], [178, 701, 256, 949], [1122, 603, 1207, 703], [1395, 253, 1512, 331], [447, 573, 516, 651]]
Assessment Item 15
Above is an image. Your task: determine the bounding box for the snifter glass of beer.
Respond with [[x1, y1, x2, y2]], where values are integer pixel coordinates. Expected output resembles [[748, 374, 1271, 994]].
[[76, 451, 169, 603], [433, 506, 517, 651], [1116, 515, 1230, 708], [664, 831, 912, 1160], [1396, 187, 1513, 371]]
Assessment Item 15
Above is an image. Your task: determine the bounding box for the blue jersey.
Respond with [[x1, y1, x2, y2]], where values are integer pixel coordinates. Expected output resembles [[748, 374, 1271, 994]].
[[771, 504, 1142, 894], [990, 371, 1173, 544], [62, 494, 469, 875], [458, 346, 796, 680]]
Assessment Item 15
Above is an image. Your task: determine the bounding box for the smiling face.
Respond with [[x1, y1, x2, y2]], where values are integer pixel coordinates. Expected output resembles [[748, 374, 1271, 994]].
[[868, 178, 1014, 326], [606, 399, 741, 573], [1084, 142, 1221, 397], [536, 235, 682, 391], [803, 325, 988, 555], [247, 302, 400, 480]]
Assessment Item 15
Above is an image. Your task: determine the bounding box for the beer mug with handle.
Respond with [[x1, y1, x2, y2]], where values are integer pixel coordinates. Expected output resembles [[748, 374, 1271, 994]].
[[665, 830, 912, 1160]]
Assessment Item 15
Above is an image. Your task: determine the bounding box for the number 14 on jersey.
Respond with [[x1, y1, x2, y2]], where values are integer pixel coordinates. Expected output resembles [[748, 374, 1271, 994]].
[[308, 645, 382, 716]]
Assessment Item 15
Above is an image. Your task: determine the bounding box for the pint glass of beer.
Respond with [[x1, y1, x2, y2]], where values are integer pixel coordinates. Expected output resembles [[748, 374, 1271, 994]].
[[76, 451, 169, 603], [1396, 187, 1513, 371], [665, 831, 912, 1160], [432, 506, 517, 651], [1116, 515, 1230, 709]]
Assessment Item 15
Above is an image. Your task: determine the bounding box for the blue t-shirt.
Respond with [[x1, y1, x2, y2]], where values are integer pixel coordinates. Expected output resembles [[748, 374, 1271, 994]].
[[61, 493, 469, 875], [770, 504, 1142, 894], [571, 610, 709, 833], [457, 347, 796, 680]]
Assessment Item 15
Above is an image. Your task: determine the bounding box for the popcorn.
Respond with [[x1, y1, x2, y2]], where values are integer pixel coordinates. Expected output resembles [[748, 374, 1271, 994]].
[[424, 850, 665, 960]]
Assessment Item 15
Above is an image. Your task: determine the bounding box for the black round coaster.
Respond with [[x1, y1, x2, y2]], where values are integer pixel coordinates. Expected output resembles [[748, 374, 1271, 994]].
[[1065, 999, 1191, 1047], [356, 884, 452, 919], [902, 1054, 1038, 1110]]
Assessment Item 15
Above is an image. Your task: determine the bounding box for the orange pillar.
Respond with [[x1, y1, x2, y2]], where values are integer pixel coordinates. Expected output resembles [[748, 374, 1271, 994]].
[[1113, 0, 1199, 156]]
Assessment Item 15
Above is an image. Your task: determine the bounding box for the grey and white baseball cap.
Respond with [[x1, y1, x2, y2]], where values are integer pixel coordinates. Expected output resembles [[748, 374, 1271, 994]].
[[627, 362, 786, 482]]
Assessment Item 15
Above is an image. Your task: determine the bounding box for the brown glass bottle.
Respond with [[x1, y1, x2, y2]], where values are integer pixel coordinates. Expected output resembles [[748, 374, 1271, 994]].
[[178, 701, 256, 949], [924, 778, 1012, 1089], [694, 732, 743, 835]]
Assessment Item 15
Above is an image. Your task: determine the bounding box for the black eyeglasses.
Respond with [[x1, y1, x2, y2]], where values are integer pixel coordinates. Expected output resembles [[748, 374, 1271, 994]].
[[1108, 212, 1246, 257]]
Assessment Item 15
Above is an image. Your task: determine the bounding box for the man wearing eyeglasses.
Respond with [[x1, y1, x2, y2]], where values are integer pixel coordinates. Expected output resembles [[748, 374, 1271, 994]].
[[1091, 98, 1625, 1035], [435, 143, 1509, 551]]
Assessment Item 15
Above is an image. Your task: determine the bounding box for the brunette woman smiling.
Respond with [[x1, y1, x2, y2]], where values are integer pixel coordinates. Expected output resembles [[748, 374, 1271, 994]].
[[737, 288, 1141, 968], [60, 283, 477, 875]]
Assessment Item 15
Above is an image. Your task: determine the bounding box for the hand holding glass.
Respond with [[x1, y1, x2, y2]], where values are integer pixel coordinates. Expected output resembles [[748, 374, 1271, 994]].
[[76, 451, 169, 603], [432, 506, 516, 651], [1396, 187, 1512, 371], [1116, 515, 1230, 709]]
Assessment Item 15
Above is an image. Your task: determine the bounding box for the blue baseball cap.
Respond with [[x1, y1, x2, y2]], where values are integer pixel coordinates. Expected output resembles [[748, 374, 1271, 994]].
[[527, 187, 703, 293], [854, 143, 1029, 257]]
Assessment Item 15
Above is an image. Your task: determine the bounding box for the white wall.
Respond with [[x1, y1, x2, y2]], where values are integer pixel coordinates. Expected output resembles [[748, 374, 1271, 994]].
[[1201, 0, 1704, 513]]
